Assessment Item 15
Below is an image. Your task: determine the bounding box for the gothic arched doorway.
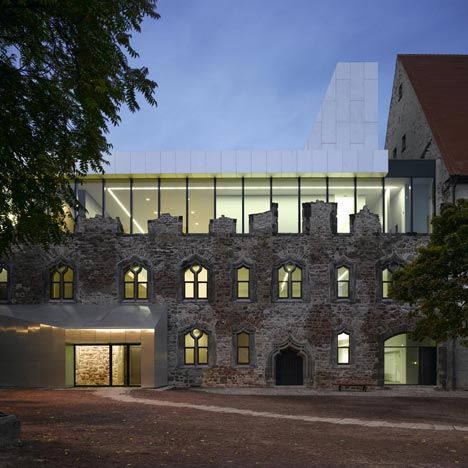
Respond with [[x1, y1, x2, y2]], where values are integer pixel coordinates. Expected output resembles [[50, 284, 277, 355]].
[[275, 348, 303, 386]]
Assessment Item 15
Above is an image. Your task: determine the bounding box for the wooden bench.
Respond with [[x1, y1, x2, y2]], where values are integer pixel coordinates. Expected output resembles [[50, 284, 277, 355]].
[[337, 382, 373, 392]]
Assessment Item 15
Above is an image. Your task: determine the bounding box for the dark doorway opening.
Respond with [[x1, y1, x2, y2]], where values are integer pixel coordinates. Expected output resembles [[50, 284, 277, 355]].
[[275, 348, 303, 386], [419, 347, 437, 385]]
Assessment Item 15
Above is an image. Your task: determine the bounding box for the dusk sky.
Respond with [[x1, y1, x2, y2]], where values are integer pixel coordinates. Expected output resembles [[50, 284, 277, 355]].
[[108, 0, 468, 152]]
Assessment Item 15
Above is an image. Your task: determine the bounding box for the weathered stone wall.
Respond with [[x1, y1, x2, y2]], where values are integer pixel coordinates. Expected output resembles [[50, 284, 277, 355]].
[[75, 345, 110, 386], [3, 205, 446, 389]]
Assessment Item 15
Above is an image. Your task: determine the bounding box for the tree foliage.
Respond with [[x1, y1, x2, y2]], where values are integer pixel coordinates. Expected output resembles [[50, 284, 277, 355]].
[[0, 0, 159, 254], [390, 199, 468, 344]]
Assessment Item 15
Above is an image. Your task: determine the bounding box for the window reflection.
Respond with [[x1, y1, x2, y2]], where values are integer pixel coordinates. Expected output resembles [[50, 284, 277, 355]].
[[105, 180, 131, 233], [133, 179, 158, 234]]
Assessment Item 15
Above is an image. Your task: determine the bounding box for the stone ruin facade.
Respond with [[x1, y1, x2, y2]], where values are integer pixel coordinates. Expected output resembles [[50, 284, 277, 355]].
[[5, 202, 445, 389]]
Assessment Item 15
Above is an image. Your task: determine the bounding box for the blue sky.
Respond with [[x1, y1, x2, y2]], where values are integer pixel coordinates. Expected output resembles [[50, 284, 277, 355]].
[[108, 0, 468, 152]]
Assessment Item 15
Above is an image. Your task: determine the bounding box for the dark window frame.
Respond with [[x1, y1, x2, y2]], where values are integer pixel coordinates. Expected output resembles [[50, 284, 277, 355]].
[[183, 264, 209, 300], [123, 264, 149, 301], [337, 332, 350, 365], [381, 267, 393, 299], [398, 83, 403, 101], [183, 329, 209, 366], [336, 265, 350, 299], [0, 264, 10, 302], [277, 262, 303, 300], [236, 265, 251, 300], [236, 331, 251, 365], [401, 134, 406, 153], [392, 147, 397, 159], [50, 264, 75, 301]]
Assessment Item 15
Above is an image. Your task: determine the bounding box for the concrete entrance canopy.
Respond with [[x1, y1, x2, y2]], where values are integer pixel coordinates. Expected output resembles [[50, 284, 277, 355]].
[[0, 304, 168, 388]]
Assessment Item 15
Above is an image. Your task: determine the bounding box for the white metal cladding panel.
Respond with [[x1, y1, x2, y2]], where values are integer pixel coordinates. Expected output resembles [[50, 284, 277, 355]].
[[102, 149, 388, 176]]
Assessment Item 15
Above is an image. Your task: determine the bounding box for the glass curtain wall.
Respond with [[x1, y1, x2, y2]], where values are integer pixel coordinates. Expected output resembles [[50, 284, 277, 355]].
[[105, 180, 131, 233], [356, 178, 383, 227], [77, 180, 102, 219], [412, 178, 433, 233], [272, 178, 299, 233], [244, 178, 270, 233], [301, 178, 326, 203], [77, 176, 433, 235], [328, 178, 355, 233], [132, 179, 158, 234], [188, 179, 214, 233], [160, 178, 186, 233], [385, 178, 411, 233], [384, 334, 436, 385], [216, 179, 242, 233]]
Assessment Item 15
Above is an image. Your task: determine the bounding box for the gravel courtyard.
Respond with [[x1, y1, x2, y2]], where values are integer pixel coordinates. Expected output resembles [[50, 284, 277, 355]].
[[0, 388, 467, 467]]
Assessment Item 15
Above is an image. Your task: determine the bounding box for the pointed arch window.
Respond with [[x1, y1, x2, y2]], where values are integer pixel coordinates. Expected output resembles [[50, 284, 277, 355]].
[[236, 332, 250, 365], [0, 266, 9, 301], [337, 266, 350, 299], [50, 265, 74, 300], [382, 268, 393, 299], [184, 264, 208, 299], [184, 329, 209, 365], [236, 266, 250, 299], [124, 265, 148, 300], [337, 332, 350, 364], [278, 263, 302, 299]]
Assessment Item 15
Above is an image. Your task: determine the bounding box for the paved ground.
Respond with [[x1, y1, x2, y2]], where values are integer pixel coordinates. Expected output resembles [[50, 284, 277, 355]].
[[0, 388, 467, 467]]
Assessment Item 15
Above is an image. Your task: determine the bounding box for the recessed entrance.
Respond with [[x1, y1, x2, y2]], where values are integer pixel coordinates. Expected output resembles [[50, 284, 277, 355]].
[[73, 344, 141, 387], [384, 334, 437, 385], [275, 348, 303, 386]]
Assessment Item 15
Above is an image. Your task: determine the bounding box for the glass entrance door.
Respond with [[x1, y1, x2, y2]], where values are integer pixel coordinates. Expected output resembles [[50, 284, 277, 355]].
[[74, 344, 141, 387]]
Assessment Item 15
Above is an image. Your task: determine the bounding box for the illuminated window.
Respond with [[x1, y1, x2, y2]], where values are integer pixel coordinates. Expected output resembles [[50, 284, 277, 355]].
[[0, 266, 8, 301], [50, 265, 74, 300], [236, 266, 250, 299], [337, 266, 350, 299], [124, 265, 148, 300], [278, 263, 302, 299], [236, 332, 250, 365], [382, 268, 393, 299], [184, 329, 209, 365], [184, 264, 208, 299], [337, 333, 350, 364]]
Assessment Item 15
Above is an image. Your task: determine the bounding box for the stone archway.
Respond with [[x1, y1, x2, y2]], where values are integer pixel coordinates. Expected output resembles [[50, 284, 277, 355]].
[[265, 335, 314, 386]]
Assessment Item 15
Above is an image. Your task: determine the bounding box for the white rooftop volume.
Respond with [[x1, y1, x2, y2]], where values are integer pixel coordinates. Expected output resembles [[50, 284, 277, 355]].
[[103, 62, 387, 177]]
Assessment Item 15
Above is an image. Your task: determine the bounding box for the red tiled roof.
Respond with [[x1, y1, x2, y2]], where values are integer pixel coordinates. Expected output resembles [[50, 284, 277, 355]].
[[399, 54, 468, 176]]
